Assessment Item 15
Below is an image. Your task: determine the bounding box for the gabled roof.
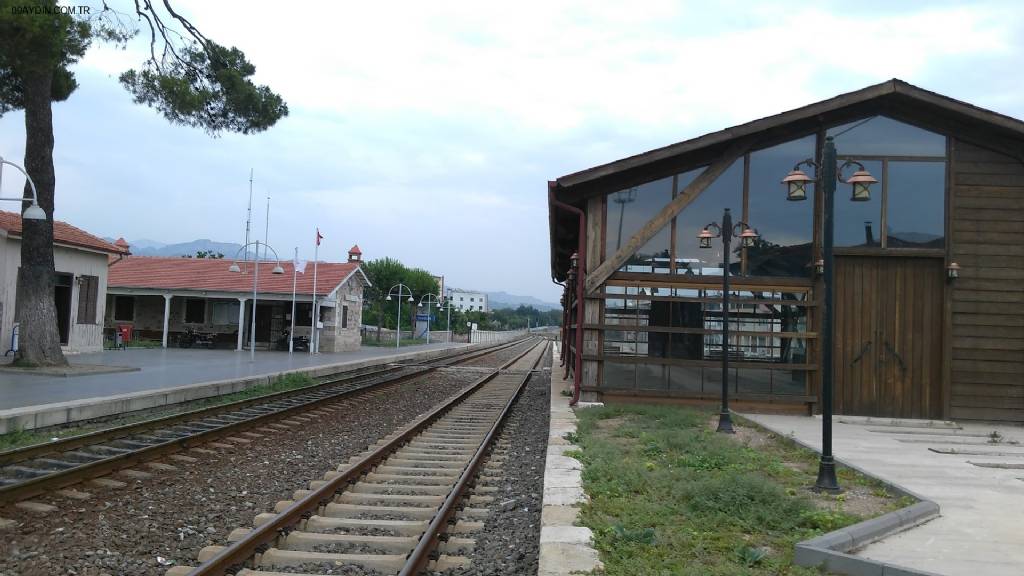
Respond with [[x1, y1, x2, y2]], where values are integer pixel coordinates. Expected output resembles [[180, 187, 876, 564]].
[[549, 79, 1024, 279], [553, 78, 1024, 201], [0, 210, 126, 254], [108, 256, 369, 296]]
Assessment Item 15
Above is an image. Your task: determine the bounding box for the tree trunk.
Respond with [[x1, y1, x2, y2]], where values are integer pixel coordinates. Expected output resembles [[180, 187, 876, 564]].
[[13, 69, 67, 367]]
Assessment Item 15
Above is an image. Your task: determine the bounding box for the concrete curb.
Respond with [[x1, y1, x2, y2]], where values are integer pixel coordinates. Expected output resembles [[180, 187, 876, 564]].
[[742, 415, 943, 576], [0, 344, 479, 434], [538, 347, 604, 576]]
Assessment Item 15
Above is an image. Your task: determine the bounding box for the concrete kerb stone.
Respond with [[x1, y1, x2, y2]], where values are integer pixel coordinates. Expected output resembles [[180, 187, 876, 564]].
[[0, 343, 477, 434], [749, 417, 943, 576], [539, 355, 604, 576]]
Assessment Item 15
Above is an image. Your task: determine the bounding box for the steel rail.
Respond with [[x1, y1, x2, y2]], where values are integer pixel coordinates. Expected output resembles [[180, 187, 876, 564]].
[[0, 338, 531, 505], [399, 340, 547, 575], [187, 337, 544, 576]]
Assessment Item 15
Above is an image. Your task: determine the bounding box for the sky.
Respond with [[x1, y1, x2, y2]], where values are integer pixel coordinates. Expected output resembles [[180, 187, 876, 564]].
[[1, 0, 1023, 303]]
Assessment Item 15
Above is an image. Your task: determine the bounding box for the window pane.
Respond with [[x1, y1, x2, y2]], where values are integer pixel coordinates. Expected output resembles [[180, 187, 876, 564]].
[[887, 161, 945, 248], [827, 116, 946, 157], [834, 159, 883, 247], [737, 369, 772, 394], [637, 363, 669, 391], [607, 176, 673, 269], [604, 361, 636, 390], [185, 299, 205, 323], [747, 135, 816, 277], [669, 366, 702, 393], [675, 161, 743, 276], [772, 370, 807, 395]]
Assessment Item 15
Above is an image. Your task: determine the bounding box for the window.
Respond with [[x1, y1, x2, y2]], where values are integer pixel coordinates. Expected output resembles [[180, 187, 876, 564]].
[[212, 301, 240, 325], [76, 275, 99, 324], [675, 162, 743, 276], [341, 305, 348, 328], [828, 116, 946, 249], [470, 297, 475, 302], [608, 176, 673, 271], [184, 299, 205, 324], [114, 296, 134, 321]]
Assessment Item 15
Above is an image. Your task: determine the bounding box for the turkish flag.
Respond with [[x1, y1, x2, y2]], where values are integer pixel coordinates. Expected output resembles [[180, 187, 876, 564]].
[[316, 228, 324, 246]]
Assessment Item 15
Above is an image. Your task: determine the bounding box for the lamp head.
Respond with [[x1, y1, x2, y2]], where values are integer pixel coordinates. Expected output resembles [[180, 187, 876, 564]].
[[846, 169, 877, 202], [228, 263, 242, 273], [782, 168, 813, 201], [386, 295, 392, 301], [271, 265, 285, 274], [739, 227, 759, 248], [22, 203, 46, 220], [698, 227, 714, 249], [407, 296, 414, 302]]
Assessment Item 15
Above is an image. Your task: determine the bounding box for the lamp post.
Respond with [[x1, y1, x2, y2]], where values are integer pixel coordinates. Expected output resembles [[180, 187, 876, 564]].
[[781, 135, 878, 492], [418, 293, 442, 344], [0, 156, 47, 220], [698, 209, 759, 434], [386, 283, 415, 349], [228, 241, 286, 362], [438, 291, 454, 344]]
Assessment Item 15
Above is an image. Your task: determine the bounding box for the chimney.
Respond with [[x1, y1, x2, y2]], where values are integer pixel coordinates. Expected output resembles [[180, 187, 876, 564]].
[[114, 237, 131, 254], [348, 244, 362, 263], [864, 221, 875, 246]]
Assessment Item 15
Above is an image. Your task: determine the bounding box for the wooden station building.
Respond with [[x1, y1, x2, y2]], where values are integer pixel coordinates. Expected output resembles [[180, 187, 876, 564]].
[[548, 79, 1024, 422]]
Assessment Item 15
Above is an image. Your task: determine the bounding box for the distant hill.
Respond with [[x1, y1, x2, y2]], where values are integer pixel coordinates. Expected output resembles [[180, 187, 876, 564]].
[[487, 291, 559, 311], [109, 238, 250, 258]]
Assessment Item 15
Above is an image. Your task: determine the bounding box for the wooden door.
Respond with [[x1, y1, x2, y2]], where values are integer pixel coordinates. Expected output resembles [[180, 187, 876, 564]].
[[834, 256, 944, 419]]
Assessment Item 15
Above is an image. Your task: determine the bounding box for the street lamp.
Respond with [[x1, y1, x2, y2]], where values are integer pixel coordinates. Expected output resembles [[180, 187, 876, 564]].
[[437, 291, 454, 344], [385, 283, 415, 349], [698, 208, 759, 434], [0, 156, 47, 220], [418, 293, 442, 344], [781, 135, 878, 492], [228, 241, 285, 362]]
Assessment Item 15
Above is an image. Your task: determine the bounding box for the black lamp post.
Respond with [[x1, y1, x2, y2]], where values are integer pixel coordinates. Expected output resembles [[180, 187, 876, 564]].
[[698, 208, 759, 434], [781, 136, 878, 492]]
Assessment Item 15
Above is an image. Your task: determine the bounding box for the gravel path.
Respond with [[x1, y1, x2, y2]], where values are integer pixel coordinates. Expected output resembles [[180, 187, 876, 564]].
[[458, 340, 535, 368], [0, 371, 480, 576]]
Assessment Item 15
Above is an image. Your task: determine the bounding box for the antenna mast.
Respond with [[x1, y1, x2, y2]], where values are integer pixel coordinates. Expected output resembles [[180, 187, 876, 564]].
[[244, 168, 253, 261]]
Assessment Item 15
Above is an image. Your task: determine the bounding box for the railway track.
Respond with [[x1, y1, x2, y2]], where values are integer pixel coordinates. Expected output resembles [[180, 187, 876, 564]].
[[167, 337, 549, 576], [0, 338, 533, 506]]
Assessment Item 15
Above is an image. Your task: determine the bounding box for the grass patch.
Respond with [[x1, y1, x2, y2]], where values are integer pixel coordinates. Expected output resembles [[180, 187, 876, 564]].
[[574, 404, 902, 575], [0, 372, 317, 453]]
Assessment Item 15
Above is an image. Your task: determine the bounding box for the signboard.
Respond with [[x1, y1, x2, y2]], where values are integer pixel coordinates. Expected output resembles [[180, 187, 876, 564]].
[[415, 314, 434, 321]]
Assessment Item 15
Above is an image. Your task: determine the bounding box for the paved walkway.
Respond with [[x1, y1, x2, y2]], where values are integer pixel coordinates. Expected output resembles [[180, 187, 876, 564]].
[[0, 343, 465, 410], [745, 413, 1024, 576]]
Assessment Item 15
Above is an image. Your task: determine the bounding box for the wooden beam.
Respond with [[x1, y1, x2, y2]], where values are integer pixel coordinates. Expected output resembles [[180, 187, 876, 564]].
[[584, 138, 753, 295]]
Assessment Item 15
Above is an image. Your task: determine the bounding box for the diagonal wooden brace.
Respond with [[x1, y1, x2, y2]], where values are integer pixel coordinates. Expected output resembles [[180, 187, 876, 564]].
[[584, 138, 754, 295]]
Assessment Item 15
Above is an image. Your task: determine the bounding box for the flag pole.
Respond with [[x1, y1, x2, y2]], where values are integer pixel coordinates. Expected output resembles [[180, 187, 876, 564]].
[[311, 229, 320, 355], [290, 246, 297, 353]]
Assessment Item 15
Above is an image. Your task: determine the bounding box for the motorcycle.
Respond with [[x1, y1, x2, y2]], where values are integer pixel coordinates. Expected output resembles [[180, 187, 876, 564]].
[[275, 329, 310, 352], [179, 326, 216, 349]]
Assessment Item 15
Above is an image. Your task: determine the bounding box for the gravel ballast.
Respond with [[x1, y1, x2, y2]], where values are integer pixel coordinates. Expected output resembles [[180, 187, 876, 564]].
[[0, 370, 480, 576]]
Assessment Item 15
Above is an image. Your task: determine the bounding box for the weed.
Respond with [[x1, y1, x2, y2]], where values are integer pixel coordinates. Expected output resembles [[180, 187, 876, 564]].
[[736, 545, 769, 567]]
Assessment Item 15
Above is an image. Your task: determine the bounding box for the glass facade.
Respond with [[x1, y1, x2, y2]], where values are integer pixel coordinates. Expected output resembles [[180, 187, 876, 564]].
[[596, 115, 948, 398]]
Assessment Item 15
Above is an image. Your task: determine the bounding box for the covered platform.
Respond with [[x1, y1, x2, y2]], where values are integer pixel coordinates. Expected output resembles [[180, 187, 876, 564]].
[[0, 341, 469, 432]]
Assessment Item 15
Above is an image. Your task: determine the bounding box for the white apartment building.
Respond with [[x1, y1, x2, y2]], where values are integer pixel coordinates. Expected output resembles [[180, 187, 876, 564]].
[[448, 289, 488, 312]]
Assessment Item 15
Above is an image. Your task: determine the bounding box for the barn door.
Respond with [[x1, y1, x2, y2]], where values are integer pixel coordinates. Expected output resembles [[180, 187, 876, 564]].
[[834, 256, 944, 419]]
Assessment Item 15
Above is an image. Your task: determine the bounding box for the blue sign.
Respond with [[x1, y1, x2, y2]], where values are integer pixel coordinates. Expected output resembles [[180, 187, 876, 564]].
[[415, 314, 434, 321]]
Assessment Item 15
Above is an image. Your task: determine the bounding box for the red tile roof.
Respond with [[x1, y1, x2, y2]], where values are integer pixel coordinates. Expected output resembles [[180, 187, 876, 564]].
[[108, 256, 367, 296], [349, 244, 362, 255], [0, 210, 126, 254]]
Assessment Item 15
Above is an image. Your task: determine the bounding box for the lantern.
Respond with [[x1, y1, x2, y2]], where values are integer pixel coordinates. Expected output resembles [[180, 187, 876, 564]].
[[739, 227, 759, 248], [845, 169, 878, 202], [698, 228, 714, 249], [782, 168, 813, 201]]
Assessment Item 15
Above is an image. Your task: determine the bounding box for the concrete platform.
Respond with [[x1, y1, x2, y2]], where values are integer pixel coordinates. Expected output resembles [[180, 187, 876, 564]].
[[745, 413, 1024, 576], [0, 342, 469, 433]]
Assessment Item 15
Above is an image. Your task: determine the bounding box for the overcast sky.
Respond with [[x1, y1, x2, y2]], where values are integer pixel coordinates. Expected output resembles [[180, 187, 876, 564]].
[[1, 0, 1022, 302]]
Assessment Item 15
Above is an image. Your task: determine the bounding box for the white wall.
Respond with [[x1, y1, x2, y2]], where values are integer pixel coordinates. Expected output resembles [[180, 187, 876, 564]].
[[0, 235, 111, 354], [449, 290, 488, 312]]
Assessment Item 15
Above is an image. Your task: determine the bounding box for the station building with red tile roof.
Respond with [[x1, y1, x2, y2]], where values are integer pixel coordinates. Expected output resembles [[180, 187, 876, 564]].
[[105, 244, 370, 352], [0, 211, 127, 354]]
